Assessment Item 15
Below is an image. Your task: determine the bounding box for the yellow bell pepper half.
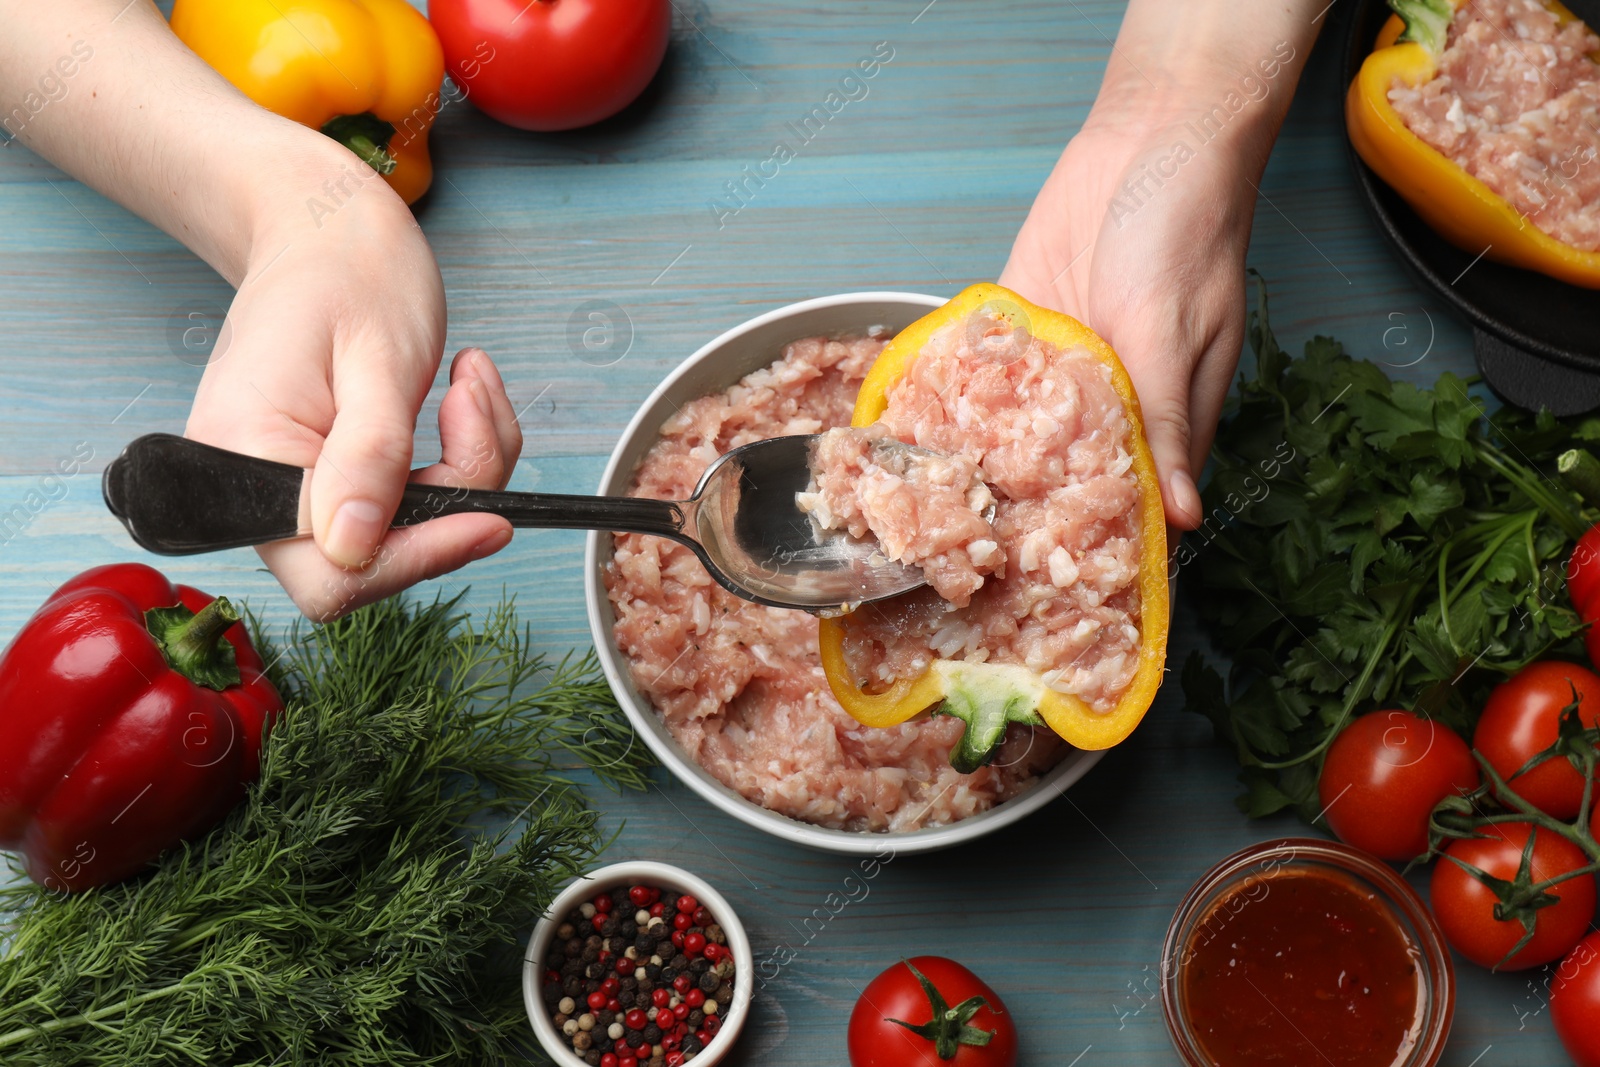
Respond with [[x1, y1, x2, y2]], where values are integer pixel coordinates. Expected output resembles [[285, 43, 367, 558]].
[[817, 284, 1170, 770], [1346, 0, 1600, 288], [170, 0, 443, 205]]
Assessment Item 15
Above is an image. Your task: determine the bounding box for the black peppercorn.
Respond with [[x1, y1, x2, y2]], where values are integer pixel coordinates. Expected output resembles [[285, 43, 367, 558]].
[[643, 1024, 662, 1044], [698, 970, 719, 993], [690, 958, 710, 976]]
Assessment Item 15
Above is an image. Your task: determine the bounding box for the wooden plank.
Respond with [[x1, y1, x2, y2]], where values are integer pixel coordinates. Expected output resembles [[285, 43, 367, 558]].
[[0, 2, 1566, 1063]]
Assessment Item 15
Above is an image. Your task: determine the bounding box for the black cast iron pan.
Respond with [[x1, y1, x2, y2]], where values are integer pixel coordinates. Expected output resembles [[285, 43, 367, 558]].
[[1341, 0, 1600, 414]]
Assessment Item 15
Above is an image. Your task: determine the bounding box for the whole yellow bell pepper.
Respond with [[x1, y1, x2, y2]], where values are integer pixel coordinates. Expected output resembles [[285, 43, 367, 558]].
[[1347, 0, 1600, 288], [817, 284, 1170, 770], [170, 0, 443, 205]]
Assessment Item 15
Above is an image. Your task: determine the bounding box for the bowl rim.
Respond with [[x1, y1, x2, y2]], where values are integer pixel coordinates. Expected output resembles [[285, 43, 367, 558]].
[[522, 860, 754, 1067], [1159, 836, 1455, 1067], [582, 290, 1108, 855]]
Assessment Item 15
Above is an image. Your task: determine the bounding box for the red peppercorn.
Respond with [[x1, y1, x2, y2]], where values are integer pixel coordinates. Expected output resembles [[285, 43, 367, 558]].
[[606, 997, 621, 1013], [649, 901, 665, 918], [624, 1008, 647, 1030], [695, 1029, 710, 1046], [692, 907, 711, 927], [592, 915, 606, 932], [655, 1006, 675, 1026], [620, 1058, 637, 1067], [601, 976, 620, 995], [666, 1052, 685, 1067], [684, 933, 706, 957], [671, 930, 685, 948], [673, 1002, 690, 1020], [651, 988, 670, 1008], [594, 894, 613, 913], [676, 895, 698, 913], [545, 969, 559, 984], [672, 912, 692, 931], [662, 1032, 680, 1050], [628, 885, 650, 907], [685, 989, 705, 1008], [702, 943, 722, 963], [587, 991, 608, 1012], [601, 1055, 618, 1067], [634, 1042, 653, 1058], [673, 973, 692, 994], [615, 955, 634, 973], [704, 1015, 721, 1036]]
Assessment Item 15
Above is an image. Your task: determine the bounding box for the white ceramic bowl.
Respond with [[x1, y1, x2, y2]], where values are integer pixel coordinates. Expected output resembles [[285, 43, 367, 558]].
[[524, 861, 753, 1067], [584, 292, 1107, 855]]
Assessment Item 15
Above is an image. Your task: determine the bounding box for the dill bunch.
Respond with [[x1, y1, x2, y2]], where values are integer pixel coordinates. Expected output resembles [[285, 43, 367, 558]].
[[0, 594, 652, 1066]]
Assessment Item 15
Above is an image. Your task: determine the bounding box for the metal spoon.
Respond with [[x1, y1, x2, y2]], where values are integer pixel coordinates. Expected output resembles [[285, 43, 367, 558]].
[[101, 433, 929, 613]]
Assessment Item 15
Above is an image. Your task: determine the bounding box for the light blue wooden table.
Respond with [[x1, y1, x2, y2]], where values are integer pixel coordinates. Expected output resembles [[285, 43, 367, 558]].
[[0, 1, 1569, 1063]]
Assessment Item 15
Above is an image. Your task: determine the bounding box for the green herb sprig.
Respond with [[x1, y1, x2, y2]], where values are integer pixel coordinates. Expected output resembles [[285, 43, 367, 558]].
[[0, 594, 652, 1066], [1183, 278, 1600, 820]]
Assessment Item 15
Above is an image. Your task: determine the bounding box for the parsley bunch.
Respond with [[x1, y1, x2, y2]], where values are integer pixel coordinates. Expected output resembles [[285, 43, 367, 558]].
[[1183, 279, 1600, 820], [0, 594, 651, 1066]]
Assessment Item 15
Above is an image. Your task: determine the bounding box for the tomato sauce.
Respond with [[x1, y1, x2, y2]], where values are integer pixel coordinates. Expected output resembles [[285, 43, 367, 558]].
[[1180, 867, 1424, 1067]]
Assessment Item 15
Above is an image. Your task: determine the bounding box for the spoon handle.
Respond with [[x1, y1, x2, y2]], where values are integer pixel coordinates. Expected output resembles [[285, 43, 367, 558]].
[[103, 433, 690, 555]]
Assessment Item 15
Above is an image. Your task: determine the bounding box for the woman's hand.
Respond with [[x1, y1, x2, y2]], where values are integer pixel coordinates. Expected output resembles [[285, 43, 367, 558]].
[[1000, 105, 1261, 529], [185, 164, 521, 620], [3, 2, 522, 620], [1000, 0, 1325, 529]]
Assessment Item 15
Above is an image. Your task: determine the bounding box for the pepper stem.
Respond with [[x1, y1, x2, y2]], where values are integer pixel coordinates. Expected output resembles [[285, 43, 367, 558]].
[[320, 113, 398, 176], [935, 665, 1045, 773], [885, 961, 996, 1060], [1558, 449, 1600, 510], [146, 598, 243, 692]]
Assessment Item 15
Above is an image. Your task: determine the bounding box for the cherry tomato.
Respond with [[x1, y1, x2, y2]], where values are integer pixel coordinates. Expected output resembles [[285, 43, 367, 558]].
[[1552, 931, 1600, 1067], [848, 957, 1017, 1067], [1569, 524, 1600, 620], [1318, 710, 1479, 861], [1474, 661, 1600, 819], [1430, 822, 1597, 970], [429, 0, 670, 132]]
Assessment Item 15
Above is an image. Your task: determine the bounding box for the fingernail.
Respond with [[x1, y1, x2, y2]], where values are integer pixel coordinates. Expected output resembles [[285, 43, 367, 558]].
[[470, 524, 513, 560], [470, 349, 505, 392], [468, 377, 494, 418], [326, 499, 387, 567], [1171, 471, 1202, 526]]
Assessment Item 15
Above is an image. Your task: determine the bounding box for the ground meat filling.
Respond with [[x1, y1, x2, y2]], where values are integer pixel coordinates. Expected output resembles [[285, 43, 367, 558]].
[[798, 425, 1002, 607], [604, 332, 1065, 834], [1388, 0, 1600, 251], [837, 313, 1144, 714]]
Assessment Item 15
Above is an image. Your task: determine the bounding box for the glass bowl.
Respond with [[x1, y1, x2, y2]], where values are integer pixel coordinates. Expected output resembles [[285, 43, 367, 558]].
[[1161, 838, 1454, 1067]]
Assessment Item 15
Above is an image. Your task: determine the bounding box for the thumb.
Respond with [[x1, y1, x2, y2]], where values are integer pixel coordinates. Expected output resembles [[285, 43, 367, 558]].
[[311, 377, 420, 568], [1123, 356, 1204, 531]]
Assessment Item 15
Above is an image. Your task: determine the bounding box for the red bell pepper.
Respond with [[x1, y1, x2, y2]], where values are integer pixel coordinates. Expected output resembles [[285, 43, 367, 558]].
[[0, 563, 282, 892]]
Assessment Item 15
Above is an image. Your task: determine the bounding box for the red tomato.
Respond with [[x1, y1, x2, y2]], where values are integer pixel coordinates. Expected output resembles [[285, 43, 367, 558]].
[[1318, 710, 1480, 861], [1553, 931, 1600, 1067], [1430, 822, 1597, 970], [848, 957, 1017, 1067], [1474, 661, 1600, 819], [1569, 524, 1600, 620], [429, 0, 669, 132]]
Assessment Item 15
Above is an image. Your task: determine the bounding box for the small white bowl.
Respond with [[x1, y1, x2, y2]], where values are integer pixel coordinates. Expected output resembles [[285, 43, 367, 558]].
[[584, 292, 1108, 855], [523, 861, 753, 1067]]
